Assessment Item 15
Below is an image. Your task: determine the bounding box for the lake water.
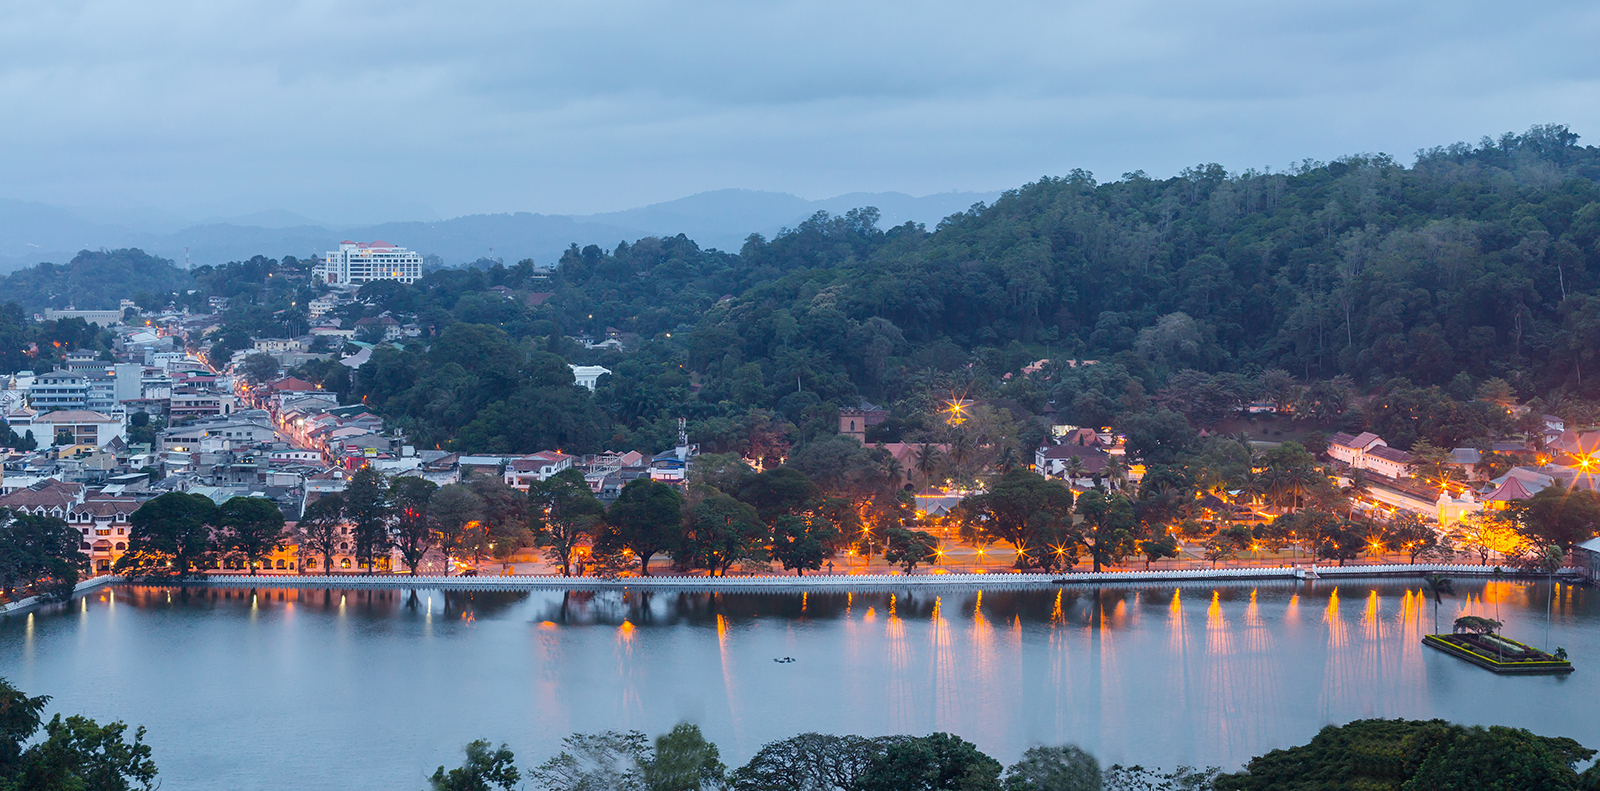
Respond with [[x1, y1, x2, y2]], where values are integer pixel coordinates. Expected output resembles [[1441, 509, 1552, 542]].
[[0, 578, 1595, 790]]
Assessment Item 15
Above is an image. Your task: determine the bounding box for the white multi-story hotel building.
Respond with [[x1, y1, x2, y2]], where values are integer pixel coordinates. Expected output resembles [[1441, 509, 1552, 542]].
[[316, 240, 423, 286]]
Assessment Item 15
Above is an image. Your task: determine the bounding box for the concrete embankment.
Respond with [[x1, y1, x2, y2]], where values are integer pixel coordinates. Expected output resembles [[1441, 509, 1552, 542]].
[[185, 563, 1586, 592], [3, 564, 1580, 612], [0, 575, 119, 616]]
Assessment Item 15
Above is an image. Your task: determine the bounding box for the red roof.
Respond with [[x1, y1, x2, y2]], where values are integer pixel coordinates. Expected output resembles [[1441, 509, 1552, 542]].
[[1483, 476, 1535, 502], [268, 376, 316, 392]]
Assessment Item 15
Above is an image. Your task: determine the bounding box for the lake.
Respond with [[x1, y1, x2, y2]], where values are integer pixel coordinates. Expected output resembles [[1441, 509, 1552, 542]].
[[1, 578, 1595, 790]]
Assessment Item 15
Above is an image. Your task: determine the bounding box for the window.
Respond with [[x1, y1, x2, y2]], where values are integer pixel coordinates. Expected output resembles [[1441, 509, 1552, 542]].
[[340, 558, 351, 569], [115, 542, 125, 551]]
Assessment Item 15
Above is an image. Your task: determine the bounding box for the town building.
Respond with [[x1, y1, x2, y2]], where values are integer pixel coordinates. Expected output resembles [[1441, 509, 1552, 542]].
[[504, 451, 574, 489], [1034, 443, 1111, 480], [315, 241, 423, 286], [568, 365, 611, 391], [33, 410, 123, 448], [1327, 432, 1415, 479], [838, 400, 890, 443], [28, 372, 88, 411]]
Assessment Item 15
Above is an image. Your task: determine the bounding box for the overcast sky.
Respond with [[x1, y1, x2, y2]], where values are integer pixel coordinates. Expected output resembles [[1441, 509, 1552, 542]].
[[1, 0, 1597, 224]]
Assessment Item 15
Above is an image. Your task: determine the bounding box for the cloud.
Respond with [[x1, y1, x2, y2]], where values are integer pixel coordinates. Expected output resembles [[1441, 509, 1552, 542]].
[[0, 0, 1596, 221]]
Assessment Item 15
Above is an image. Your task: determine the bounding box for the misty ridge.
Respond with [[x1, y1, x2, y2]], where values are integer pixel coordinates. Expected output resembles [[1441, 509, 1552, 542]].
[[0, 189, 1000, 274]]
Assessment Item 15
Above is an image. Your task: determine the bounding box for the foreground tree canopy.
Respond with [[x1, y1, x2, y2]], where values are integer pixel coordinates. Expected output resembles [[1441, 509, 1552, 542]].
[[433, 717, 1597, 791]]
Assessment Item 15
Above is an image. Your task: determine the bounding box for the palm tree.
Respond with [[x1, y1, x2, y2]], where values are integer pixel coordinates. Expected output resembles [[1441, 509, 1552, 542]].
[[1104, 455, 1126, 490], [1065, 455, 1085, 484], [1342, 469, 1370, 520], [1536, 543, 1565, 650], [1422, 573, 1454, 634], [948, 432, 974, 484], [881, 454, 905, 491], [914, 443, 943, 486], [995, 445, 1019, 474]]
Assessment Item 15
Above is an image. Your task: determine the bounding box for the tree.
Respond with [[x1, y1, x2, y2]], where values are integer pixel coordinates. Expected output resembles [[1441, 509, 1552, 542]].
[[533, 730, 649, 791], [428, 740, 520, 791], [1405, 724, 1594, 791], [729, 733, 898, 791], [116, 492, 219, 580], [769, 515, 836, 576], [1215, 719, 1593, 791], [601, 479, 686, 576], [1449, 510, 1522, 565], [0, 512, 82, 601], [1002, 744, 1100, 791], [1453, 615, 1502, 635], [296, 494, 345, 575], [856, 733, 1001, 791], [1121, 409, 1198, 465], [883, 527, 939, 573], [389, 477, 439, 575], [736, 468, 821, 525], [642, 723, 725, 791], [529, 469, 606, 577], [1383, 513, 1442, 564], [1203, 535, 1238, 568], [954, 470, 1075, 571], [1074, 490, 1140, 572], [240, 352, 279, 385], [1316, 520, 1366, 566], [1513, 487, 1600, 551], [1421, 574, 1454, 634], [343, 466, 391, 573], [0, 677, 158, 791], [681, 492, 768, 576], [1138, 532, 1180, 569], [429, 484, 484, 565], [469, 475, 527, 566], [218, 497, 286, 575]]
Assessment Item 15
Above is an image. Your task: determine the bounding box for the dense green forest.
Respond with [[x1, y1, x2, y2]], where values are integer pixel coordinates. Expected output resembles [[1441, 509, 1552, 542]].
[[300, 124, 1600, 457], [12, 126, 1600, 461]]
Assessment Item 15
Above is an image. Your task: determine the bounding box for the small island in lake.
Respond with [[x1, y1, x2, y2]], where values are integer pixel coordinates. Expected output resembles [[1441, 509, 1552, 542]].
[[1423, 616, 1573, 675]]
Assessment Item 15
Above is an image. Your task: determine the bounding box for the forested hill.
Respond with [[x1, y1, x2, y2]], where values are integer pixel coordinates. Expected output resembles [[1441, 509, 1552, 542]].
[[20, 124, 1600, 458], [0, 248, 193, 312]]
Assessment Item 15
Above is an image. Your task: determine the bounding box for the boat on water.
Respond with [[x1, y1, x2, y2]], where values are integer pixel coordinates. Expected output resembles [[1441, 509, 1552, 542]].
[[1422, 632, 1574, 675]]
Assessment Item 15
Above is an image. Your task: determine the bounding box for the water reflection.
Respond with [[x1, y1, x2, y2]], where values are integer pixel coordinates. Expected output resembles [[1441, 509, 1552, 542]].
[[0, 579, 1594, 791]]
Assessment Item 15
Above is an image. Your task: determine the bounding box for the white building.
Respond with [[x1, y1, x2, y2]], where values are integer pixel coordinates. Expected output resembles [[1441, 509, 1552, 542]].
[[504, 451, 574, 489], [32, 410, 124, 448], [569, 365, 611, 391], [1328, 431, 1415, 479], [315, 241, 423, 287]]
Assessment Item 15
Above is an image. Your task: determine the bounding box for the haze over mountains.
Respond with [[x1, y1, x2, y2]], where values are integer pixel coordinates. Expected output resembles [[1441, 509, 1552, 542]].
[[0, 189, 1000, 272]]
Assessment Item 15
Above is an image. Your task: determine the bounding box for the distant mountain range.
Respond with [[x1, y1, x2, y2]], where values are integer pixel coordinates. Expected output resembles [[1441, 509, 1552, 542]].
[[0, 189, 1000, 272]]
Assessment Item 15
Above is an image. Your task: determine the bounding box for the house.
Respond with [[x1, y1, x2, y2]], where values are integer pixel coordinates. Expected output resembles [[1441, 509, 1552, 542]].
[[1363, 445, 1415, 479], [1327, 432, 1414, 478], [67, 498, 141, 573], [353, 316, 404, 342], [32, 410, 124, 448], [1445, 448, 1482, 478], [504, 451, 574, 489], [1327, 432, 1383, 466], [1576, 536, 1600, 582], [1034, 443, 1110, 480], [0, 480, 85, 520], [1545, 415, 1566, 433]]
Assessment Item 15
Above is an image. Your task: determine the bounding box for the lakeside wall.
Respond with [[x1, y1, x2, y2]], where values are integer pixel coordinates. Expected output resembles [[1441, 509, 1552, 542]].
[[179, 563, 1589, 591], [0, 564, 1584, 616]]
